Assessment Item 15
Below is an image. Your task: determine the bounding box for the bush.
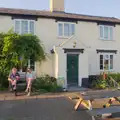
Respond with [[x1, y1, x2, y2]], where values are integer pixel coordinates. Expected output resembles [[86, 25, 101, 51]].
[[91, 75, 108, 89], [107, 73, 120, 84], [32, 74, 62, 92], [91, 73, 120, 89], [0, 72, 9, 90]]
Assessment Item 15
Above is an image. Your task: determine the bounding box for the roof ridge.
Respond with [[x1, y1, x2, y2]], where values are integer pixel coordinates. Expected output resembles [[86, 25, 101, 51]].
[[63, 12, 118, 20], [0, 7, 119, 23], [0, 7, 118, 19]]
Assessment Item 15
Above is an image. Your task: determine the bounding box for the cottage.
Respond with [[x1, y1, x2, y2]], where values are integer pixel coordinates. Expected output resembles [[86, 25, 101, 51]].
[[0, 0, 120, 88]]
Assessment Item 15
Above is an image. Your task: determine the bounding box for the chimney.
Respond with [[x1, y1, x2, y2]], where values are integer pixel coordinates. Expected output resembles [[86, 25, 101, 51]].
[[50, 0, 65, 12]]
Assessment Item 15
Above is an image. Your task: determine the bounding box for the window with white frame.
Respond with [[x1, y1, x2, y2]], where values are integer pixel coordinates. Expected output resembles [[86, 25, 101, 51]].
[[99, 25, 113, 40], [58, 22, 75, 37], [15, 19, 35, 72], [27, 58, 35, 71], [14, 19, 35, 34], [18, 58, 35, 72], [100, 54, 113, 71]]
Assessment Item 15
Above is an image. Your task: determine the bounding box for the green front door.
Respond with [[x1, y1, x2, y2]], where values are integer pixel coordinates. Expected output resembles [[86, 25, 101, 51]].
[[67, 54, 79, 86]]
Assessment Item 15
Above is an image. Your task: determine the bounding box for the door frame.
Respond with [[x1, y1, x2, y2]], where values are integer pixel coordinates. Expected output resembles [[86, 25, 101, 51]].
[[66, 53, 79, 87]]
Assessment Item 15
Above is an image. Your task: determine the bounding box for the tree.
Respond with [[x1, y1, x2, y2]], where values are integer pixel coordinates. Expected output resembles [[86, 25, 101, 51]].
[[0, 31, 46, 87]]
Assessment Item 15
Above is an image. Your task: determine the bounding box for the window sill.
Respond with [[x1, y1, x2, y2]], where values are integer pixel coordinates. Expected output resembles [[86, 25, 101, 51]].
[[100, 70, 114, 72], [57, 35, 75, 39], [99, 38, 115, 41], [57, 36, 71, 39]]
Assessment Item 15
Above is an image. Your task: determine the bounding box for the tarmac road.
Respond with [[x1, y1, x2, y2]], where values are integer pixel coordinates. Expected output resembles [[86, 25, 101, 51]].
[[0, 97, 91, 120]]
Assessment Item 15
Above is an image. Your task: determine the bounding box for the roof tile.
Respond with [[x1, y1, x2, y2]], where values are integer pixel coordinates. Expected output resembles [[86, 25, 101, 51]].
[[0, 7, 120, 23]]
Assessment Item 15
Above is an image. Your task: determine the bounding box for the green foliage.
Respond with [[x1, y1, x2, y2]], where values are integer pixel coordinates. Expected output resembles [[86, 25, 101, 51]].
[[91, 75, 107, 89], [0, 31, 46, 88], [16, 34, 45, 62], [92, 79, 107, 89], [107, 73, 120, 84], [92, 73, 120, 89], [33, 75, 62, 92]]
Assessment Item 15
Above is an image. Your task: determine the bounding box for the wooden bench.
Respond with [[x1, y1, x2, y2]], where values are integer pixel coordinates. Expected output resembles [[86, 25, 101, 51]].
[[87, 106, 120, 120]]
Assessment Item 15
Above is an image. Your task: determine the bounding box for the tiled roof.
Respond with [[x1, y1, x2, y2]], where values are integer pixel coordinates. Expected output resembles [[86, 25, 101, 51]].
[[0, 7, 120, 24]]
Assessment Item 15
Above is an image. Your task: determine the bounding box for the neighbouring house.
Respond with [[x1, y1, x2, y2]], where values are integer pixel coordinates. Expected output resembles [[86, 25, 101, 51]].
[[0, 0, 120, 88]]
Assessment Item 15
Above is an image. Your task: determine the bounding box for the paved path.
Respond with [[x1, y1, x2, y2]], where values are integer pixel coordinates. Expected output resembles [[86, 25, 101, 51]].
[[0, 97, 91, 120]]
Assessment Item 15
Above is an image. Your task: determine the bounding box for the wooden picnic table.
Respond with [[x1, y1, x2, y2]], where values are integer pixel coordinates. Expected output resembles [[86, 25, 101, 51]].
[[70, 90, 120, 119], [74, 90, 120, 111]]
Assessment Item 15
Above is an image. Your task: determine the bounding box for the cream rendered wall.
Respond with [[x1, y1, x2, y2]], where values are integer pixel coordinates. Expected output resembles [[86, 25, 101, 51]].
[[35, 18, 89, 87], [0, 15, 120, 86], [0, 15, 13, 32], [35, 18, 120, 86], [50, 0, 64, 12], [76, 21, 120, 75], [35, 18, 57, 77], [113, 25, 120, 73]]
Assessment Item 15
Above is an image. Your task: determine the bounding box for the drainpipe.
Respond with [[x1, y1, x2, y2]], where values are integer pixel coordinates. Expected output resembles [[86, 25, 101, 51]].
[[53, 46, 58, 79]]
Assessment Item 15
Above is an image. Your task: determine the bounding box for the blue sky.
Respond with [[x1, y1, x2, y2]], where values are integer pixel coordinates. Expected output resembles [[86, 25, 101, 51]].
[[0, 0, 120, 18]]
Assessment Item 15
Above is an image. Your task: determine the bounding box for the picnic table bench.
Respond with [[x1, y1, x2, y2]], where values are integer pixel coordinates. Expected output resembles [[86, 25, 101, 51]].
[[69, 90, 120, 119]]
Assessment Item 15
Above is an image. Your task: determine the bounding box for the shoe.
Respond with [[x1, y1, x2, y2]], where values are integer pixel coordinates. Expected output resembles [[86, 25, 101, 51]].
[[27, 92, 30, 96], [25, 89, 28, 93]]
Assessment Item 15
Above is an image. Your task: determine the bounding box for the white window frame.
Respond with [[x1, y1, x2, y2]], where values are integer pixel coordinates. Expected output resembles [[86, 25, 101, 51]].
[[19, 59, 36, 73], [28, 59, 36, 72], [99, 53, 114, 72], [58, 22, 75, 38], [99, 25, 114, 41], [14, 19, 35, 35]]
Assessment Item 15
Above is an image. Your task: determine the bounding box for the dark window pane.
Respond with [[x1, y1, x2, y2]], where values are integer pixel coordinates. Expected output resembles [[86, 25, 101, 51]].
[[100, 55, 103, 69], [110, 55, 113, 69], [30, 66, 35, 71], [100, 55, 103, 59], [100, 65, 103, 70]]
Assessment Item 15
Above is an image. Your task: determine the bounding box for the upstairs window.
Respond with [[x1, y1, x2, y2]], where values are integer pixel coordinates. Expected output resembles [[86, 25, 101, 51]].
[[100, 54, 113, 71], [99, 25, 113, 40], [14, 19, 35, 34], [58, 22, 75, 37]]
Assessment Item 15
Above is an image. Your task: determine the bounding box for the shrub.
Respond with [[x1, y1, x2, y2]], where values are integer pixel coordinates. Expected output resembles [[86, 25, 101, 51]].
[[32, 74, 62, 92], [0, 32, 46, 90], [107, 73, 120, 84], [0, 72, 9, 90], [91, 73, 120, 89], [91, 75, 108, 89]]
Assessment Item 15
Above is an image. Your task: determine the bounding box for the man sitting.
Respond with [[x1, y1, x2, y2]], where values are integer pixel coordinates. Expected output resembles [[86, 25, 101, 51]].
[[8, 68, 20, 96]]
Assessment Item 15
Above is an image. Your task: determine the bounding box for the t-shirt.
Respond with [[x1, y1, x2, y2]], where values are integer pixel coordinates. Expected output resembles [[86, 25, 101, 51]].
[[26, 72, 36, 79], [9, 72, 20, 81]]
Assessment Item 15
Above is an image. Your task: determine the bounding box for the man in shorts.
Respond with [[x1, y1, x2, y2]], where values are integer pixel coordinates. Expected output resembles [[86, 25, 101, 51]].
[[8, 68, 20, 96]]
